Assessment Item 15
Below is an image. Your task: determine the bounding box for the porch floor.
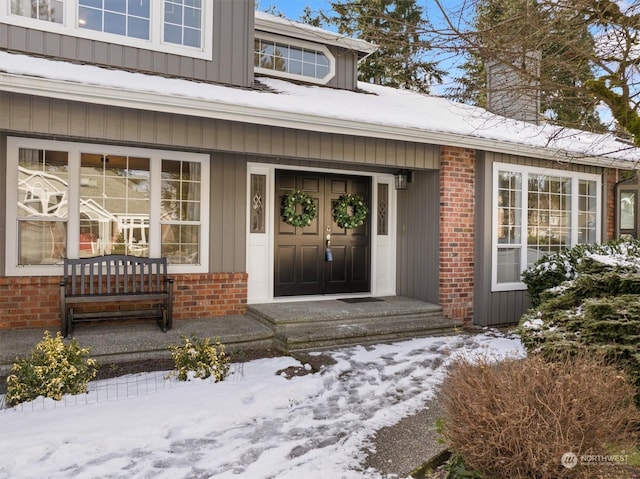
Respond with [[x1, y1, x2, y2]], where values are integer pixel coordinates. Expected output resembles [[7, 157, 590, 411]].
[[0, 296, 461, 374]]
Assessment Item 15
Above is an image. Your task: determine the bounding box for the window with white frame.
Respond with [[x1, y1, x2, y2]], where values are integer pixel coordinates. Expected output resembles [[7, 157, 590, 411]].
[[6, 137, 209, 275], [492, 163, 600, 291], [3, 0, 210, 58], [254, 33, 335, 84]]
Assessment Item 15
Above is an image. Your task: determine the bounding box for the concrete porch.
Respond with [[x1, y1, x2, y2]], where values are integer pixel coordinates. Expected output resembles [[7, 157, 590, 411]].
[[0, 296, 461, 374]]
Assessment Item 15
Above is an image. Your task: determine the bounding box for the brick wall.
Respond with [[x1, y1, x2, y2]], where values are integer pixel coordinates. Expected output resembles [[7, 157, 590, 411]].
[[0, 272, 248, 330], [605, 169, 618, 241], [440, 146, 476, 323]]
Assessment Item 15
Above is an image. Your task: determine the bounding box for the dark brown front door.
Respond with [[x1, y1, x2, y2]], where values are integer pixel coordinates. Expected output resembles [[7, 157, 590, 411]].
[[274, 170, 371, 297]]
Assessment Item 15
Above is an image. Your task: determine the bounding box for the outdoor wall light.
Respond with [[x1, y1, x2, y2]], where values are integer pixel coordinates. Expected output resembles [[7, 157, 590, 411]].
[[394, 170, 412, 190]]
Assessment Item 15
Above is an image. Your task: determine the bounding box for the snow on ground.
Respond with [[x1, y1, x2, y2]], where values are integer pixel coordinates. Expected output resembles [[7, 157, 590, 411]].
[[0, 331, 523, 479]]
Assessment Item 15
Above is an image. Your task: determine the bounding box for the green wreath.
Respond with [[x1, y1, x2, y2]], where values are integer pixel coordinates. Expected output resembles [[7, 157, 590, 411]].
[[333, 193, 368, 229], [282, 190, 318, 228]]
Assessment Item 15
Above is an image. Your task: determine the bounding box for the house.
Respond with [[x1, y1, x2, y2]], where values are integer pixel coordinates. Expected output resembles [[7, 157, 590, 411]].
[[0, 1, 638, 332]]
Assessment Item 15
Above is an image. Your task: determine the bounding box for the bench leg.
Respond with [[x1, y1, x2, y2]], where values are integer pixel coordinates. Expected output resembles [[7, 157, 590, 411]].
[[62, 309, 68, 338]]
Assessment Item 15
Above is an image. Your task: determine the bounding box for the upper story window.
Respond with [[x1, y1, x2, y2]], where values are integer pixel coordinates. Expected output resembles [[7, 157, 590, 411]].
[[254, 33, 335, 85], [4, 0, 210, 59], [78, 0, 151, 41]]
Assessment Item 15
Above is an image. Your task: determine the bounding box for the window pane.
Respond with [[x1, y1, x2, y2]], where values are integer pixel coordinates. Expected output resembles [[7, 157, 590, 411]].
[[17, 148, 69, 264], [164, 0, 201, 48], [621, 191, 636, 230], [80, 153, 150, 257], [254, 37, 331, 80], [128, 16, 149, 40], [161, 159, 202, 264], [79, 6, 102, 31], [497, 171, 521, 244], [11, 0, 64, 23], [250, 174, 266, 234], [497, 248, 520, 283], [578, 179, 597, 245], [19, 221, 67, 264], [127, 0, 149, 17], [105, 0, 126, 14], [79, 0, 150, 39], [527, 173, 571, 264], [104, 12, 126, 35]]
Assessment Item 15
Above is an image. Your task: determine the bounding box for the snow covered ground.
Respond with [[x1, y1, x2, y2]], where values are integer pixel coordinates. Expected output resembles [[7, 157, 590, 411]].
[[0, 331, 523, 479]]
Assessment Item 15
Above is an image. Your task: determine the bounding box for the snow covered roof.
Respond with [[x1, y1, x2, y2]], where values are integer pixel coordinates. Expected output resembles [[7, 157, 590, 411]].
[[0, 51, 638, 170], [254, 11, 378, 57]]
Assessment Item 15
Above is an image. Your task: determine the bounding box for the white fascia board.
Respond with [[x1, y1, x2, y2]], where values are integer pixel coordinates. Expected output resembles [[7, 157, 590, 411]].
[[0, 72, 635, 170], [254, 15, 378, 56]]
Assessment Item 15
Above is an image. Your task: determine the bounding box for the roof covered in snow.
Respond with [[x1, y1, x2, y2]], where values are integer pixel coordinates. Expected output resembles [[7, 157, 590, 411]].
[[0, 50, 638, 169]]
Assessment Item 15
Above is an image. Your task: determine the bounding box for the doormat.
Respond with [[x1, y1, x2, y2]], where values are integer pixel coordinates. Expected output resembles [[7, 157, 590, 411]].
[[338, 297, 384, 304]]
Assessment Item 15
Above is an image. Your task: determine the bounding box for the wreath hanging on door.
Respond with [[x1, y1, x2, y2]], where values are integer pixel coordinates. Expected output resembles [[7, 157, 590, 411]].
[[282, 190, 318, 228], [333, 193, 368, 229]]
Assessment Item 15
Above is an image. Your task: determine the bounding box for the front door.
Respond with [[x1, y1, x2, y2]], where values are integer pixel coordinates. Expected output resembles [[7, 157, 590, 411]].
[[274, 170, 371, 296]]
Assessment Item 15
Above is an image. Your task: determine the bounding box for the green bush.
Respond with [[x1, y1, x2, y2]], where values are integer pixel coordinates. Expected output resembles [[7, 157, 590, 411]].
[[6, 331, 97, 407], [440, 353, 640, 479], [519, 240, 640, 397], [168, 334, 230, 382], [521, 239, 640, 306]]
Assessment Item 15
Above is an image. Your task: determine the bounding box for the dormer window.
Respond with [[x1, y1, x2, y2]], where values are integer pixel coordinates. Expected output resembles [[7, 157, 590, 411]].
[[3, 0, 210, 59], [254, 33, 335, 84]]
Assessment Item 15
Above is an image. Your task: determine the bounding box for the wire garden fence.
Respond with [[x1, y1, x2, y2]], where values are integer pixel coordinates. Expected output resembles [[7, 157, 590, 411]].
[[0, 362, 245, 413]]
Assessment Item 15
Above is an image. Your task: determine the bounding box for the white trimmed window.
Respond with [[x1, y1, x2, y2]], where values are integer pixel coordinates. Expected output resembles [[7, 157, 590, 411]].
[[492, 163, 601, 291], [2, 0, 212, 59], [254, 33, 335, 84], [6, 137, 209, 276]]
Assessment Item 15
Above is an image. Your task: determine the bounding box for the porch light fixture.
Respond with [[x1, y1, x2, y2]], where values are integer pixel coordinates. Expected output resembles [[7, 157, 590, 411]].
[[394, 170, 412, 190]]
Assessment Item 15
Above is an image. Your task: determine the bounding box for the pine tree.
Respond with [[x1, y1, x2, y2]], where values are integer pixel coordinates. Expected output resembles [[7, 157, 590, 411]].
[[448, 0, 604, 131], [326, 0, 443, 93]]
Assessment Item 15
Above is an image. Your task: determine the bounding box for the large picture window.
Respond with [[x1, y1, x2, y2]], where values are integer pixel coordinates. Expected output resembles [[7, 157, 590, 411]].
[[3, 0, 211, 59], [493, 163, 601, 291], [6, 138, 209, 275]]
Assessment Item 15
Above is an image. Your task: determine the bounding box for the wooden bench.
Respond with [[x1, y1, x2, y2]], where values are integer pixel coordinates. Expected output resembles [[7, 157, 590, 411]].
[[60, 255, 174, 337]]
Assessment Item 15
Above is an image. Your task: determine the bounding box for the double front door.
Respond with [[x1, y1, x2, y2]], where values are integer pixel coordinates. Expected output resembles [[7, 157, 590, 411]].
[[274, 170, 371, 296]]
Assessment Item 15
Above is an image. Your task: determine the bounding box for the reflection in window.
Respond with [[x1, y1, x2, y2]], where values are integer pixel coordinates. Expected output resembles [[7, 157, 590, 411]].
[[78, 0, 151, 40], [254, 37, 331, 80], [164, 0, 202, 48], [494, 165, 600, 288], [377, 183, 388, 235], [527, 174, 571, 263], [11, 0, 63, 23], [620, 191, 635, 231], [80, 153, 150, 257], [17, 148, 68, 264], [161, 159, 201, 264], [497, 171, 522, 283], [578, 180, 598, 244]]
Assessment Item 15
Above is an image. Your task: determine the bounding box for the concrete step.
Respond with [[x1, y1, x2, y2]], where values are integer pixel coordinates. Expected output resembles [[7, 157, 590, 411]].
[[248, 296, 461, 352]]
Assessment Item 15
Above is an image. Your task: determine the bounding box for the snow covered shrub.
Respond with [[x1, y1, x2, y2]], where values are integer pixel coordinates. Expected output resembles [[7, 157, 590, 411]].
[[440, 353, 640, 479], [521, 239, 640, 306], [519, 247, 640, 397], [168, 334, 230, 382], [6, 331, 97, 406]]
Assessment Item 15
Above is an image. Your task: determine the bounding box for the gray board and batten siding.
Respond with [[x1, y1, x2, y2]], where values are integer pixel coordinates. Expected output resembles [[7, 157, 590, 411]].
[[0, 0, 254, 88], [0, 1, 363, 92], [0, 90, 440, 276], [396, 170, 440, 305], [473, 150, 609, 327]]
